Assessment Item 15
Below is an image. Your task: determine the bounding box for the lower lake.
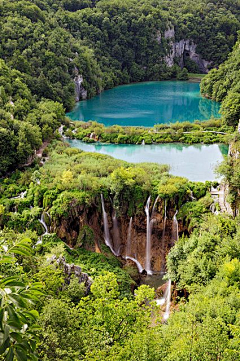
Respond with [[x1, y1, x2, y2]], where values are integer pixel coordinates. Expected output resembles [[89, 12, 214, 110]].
[[67, 139, 228, 182]]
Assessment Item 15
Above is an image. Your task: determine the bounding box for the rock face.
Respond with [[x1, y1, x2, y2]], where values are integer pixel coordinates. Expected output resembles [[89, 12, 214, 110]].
[[49, 255, 92, 293], [51, 196, 188, 274], [74, 66, 87, 101], [164, 27, 212, 73]]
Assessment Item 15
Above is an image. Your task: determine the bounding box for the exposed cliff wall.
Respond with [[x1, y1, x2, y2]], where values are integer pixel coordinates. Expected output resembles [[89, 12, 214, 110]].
[[50, 196, 187, 274], [164, 27, 212, 73], [74, 66, 87, 102]]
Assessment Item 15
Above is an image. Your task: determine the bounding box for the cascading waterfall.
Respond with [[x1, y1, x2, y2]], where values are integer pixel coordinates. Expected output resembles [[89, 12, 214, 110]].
[[161, 199, 167, 272], [126, 217, 133, 257], [145, 196, 152, 275], [39, 212, 49, 235], [125, 256, 144, 273], [163, 279, 171, 321], [90, 132, 94, 139], [152, 196, 159, 216], [112, 211, 121, 256], [171, 210, 179, 244], [100, 194, 117, 256]]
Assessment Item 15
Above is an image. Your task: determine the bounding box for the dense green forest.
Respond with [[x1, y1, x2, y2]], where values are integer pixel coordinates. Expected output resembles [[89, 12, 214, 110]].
[[1, 0, 240, 360], [1, 0, 240, 174], [201, 33, 240, 127]]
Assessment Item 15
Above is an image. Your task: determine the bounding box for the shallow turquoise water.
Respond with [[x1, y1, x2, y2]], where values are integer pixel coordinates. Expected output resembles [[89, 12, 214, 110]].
[[67, 140, 228, 182], [67, 81, 221, 127]]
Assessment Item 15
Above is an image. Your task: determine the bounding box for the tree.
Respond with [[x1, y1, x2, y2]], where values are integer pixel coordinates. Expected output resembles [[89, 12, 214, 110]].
[[0, 238, 43, 361]]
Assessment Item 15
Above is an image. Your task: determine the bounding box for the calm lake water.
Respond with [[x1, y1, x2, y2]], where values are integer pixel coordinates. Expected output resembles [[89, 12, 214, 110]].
[[67, 81, 220, 127], [67, 140, 228, 182]]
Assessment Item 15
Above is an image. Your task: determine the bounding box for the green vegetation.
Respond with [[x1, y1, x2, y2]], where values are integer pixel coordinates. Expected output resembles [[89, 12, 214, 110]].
[[1, 0, 240, 174], [201, 33, 240, 126], [0, 137, 239, 360], [66, 118, 233, 145], [1, 0, 240, 360], [0, 60, 65, 175]]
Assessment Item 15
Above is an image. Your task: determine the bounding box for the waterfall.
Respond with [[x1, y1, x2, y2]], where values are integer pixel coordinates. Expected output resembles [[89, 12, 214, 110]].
[[39, 212, 49, 235], [126, 217, 133, 257], [145, 196, 152, 275], [152, 195, 159, 217], [142, 139, 145, 145], [90, 132, 94, 139], [112, 211, 121, 256], [161, 199, 167, 272], [125, 256, 144, 273], [163, 279, 172, 321], [100, 194, 117, 256], [171, 210, 179, 244]]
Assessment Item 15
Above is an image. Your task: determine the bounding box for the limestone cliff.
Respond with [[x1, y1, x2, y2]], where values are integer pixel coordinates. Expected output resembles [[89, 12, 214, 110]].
[[50, 196, 188, 274], [163, 27, 211, 73], [73, 66, 87, 102]]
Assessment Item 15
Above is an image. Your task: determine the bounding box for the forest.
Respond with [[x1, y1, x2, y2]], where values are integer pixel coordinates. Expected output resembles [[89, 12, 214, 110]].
[[1, 0, 240, 173], [1, 0, 240, 360]]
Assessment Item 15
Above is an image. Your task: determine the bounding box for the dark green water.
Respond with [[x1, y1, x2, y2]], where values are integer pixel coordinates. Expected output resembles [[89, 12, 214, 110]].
[[67, 81, 220, 126], [67, 140, 228, 182]]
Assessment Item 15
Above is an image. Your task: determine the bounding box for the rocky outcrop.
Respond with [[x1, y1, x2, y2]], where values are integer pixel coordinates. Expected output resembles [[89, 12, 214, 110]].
[[49, 255, 92, 293], [163, 27, 212, 73], [74, 66, 87, 102]]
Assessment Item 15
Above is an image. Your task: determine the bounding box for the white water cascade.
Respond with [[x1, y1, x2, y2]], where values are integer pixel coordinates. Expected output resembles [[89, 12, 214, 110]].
[[90, 132, 94, 139], [171, 211, 179, 244], [112, 211, 121, 256], [100, 194, 117, 256], [125, 256, 144, 273], [163, 279, 172, 321], [39, 212, 50, 235], [156, 279, 172, 321], [126, 217, 133, 257], [161, 200, 167, 272], [145, 196, 152, 275]]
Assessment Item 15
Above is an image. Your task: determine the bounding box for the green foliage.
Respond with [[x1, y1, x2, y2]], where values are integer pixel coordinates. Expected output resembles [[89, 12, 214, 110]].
[[0, 236, 43, 361], [201, 34, 240, 126], [71, 119, 232, 145], [166, 214, 239, 288]]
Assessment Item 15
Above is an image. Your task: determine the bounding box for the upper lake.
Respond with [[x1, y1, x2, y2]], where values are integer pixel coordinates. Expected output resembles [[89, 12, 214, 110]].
[[67, 81, 221, 127]]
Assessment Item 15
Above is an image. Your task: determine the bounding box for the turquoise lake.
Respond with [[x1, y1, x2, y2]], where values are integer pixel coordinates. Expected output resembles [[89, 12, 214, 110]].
[[67, 81, 221, 127], [67, 140, 228, 182]]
